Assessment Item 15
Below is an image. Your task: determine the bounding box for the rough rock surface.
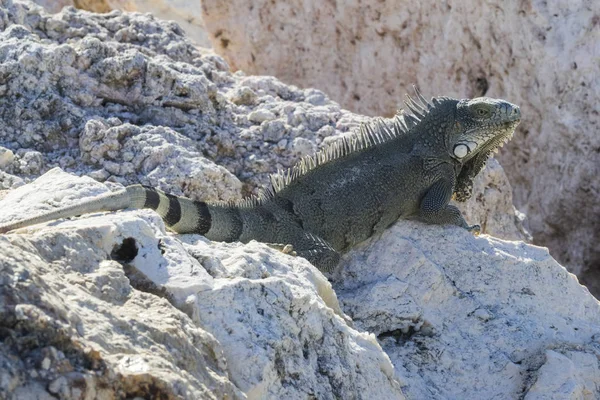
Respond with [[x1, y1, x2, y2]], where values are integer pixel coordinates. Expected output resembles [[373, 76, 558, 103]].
[[2, 169, 599, 399], [0, 170, 404, 399], [333, 222, 600, 399], [1, 232, 243, 399], [199, 0, 600, 294], [32, 0, 212, 48]]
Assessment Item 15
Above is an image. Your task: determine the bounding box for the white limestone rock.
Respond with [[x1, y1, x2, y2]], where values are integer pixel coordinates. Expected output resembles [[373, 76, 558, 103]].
[[332, 220, 600, 399], [0, 146, 15, 169], [2, 169, 599, 399], [79, 120, 243, 201], [0, 171, 405, 399], [0, 2, 579, 397], [524, 349, 600, 400], [0, 213, 243, 397], [0, 168, 112, 227], [0, 170, 25, 191]]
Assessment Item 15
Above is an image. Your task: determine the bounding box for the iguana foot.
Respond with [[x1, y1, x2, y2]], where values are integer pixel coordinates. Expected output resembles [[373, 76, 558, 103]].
[[467, 224, 481, 235], [266, 243, 297, 256]]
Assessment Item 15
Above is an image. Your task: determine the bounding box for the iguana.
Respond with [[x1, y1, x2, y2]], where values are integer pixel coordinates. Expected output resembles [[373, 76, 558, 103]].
[[0, 89, 520, 272]]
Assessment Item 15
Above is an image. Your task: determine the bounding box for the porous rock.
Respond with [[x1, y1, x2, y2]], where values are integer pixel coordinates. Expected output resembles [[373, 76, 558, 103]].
[[0, 1, 573, 398], [32, 0, 212, 48], [199, 0, 600, 295], [0, 209, 243, 398], [0, 170, 404, 399], [332, 220, 600, 399]]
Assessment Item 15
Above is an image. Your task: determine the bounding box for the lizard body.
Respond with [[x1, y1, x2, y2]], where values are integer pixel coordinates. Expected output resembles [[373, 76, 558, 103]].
[[0, 89, 521, 272]]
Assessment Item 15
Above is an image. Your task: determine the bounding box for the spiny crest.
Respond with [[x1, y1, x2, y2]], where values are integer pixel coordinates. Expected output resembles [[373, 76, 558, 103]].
[[214, 195, 264, 209], [267, 86, 438, 196]]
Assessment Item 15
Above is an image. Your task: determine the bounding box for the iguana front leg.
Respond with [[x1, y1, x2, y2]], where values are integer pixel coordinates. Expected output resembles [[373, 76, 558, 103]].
[[418, 179, 480, 234]]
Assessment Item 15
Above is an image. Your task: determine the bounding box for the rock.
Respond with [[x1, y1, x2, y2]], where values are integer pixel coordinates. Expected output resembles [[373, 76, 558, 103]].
[[199, 0, 600, 295], [248, 108, 276, 124], [227, 86, 258, 106], [78, 120, 243, 201], [0, 146, 15, 169], [0, 168, 111, 228], [331, 220, 600, 399], [0, 171, 404, 399], [11, 149, 45, 176], [1, 169, 598, 399], [0, 233, 243, 399], [524, 349, 600, 400], [0, 171, 25, 192]]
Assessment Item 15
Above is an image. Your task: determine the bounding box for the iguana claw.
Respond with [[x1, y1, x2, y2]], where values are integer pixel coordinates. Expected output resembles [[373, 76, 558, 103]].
[[267, 243, 298, 256], [468, 224, 481, 235]]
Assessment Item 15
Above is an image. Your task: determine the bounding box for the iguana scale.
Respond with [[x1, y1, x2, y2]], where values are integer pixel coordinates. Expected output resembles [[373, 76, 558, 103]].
[[0, 89, 521, 272]]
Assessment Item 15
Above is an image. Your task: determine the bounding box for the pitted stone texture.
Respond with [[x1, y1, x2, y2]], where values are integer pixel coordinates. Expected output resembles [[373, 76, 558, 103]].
[[332, 221, 600, 400], [0, 221, 243, 398], [79, 120, 242, 201], [0, 0, 353, 199], [2, 170, 599, 399], [0, 172, 404, 399]]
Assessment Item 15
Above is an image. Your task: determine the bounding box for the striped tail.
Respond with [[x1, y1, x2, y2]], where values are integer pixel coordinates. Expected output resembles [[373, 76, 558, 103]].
[[130, 185, 253, 242], [0, 184, 246, 241], [127, 185, 218, 236]]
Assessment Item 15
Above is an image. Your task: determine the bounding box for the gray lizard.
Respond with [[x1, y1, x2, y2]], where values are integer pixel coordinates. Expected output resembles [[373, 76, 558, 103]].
[[0, 89, 521, 272]]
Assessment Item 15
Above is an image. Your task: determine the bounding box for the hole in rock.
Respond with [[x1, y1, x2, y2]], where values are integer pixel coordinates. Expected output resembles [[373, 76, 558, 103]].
[[475, 77, 489, 97], [378, 326, 420, 344], [111, 237, 138, 262], [377, 321, 434, 345]]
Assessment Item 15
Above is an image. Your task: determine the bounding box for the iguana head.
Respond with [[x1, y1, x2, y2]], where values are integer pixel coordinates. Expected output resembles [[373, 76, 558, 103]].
[[449, 97, 521, 201], [449, 97, 521, 163]]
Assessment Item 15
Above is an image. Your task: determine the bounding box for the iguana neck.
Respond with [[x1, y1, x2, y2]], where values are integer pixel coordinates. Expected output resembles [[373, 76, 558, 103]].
[[410, 102, 458, 164]]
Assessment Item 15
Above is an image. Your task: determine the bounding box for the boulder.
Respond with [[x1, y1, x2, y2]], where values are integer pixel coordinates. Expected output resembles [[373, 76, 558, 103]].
[[0, 170, 403, 399], [334, 219, 600, 399]]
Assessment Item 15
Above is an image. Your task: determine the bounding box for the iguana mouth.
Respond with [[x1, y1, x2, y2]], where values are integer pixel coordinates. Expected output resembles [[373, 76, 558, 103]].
[[487, 130, 515, 155]]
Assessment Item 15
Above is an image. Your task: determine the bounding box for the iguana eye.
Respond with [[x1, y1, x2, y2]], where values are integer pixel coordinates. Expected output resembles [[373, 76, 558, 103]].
[[453, 144, 470, 158], [475, 107, 490, 117]]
